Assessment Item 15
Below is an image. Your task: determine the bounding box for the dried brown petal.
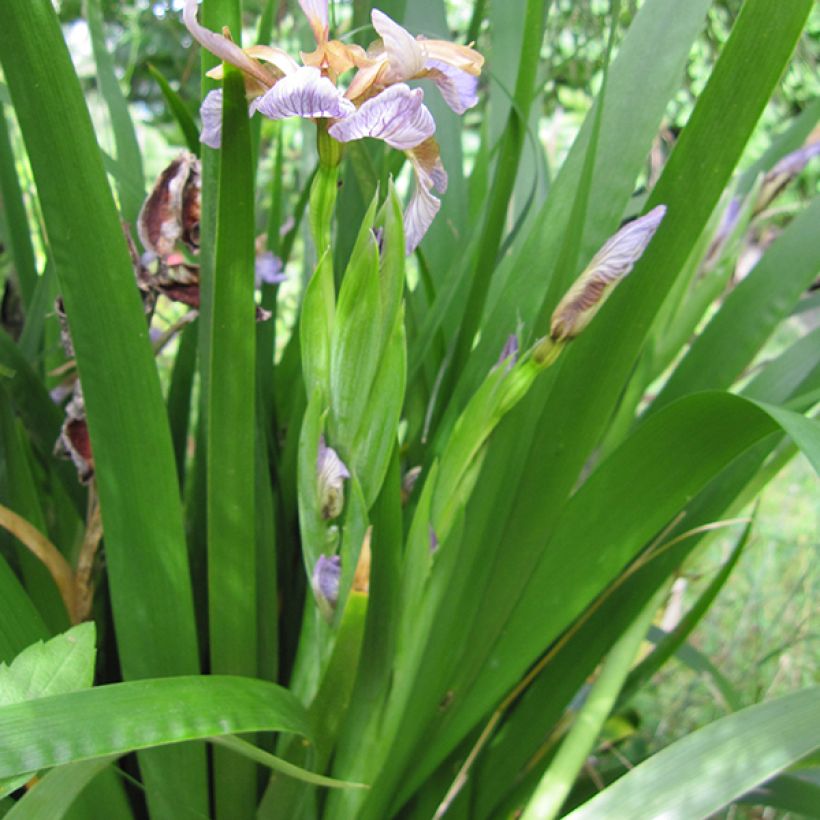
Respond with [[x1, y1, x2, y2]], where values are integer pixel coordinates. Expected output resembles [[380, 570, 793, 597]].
[[54, 382, 94, 485], [137, 152, 201, 257]]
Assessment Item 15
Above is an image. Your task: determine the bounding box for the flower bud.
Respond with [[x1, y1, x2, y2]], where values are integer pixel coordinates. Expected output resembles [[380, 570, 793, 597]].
[[550, 205, 667, 343], [755, 141, 820, 215], [317, 436, 350, 519], [312, 554, 341, 620]]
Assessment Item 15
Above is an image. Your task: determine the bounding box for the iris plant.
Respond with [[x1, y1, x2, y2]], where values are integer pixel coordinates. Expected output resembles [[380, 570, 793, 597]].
[[183, 0, 483, 252]]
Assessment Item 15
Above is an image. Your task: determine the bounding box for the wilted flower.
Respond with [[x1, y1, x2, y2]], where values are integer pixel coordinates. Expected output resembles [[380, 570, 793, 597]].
[[182, 0, 483, 253], [549, 205, 667, 343], [137, 152, 201, 258], [54, 381, 94, 485], [311, 554, 341, 619], [317, 436, 350, 519]]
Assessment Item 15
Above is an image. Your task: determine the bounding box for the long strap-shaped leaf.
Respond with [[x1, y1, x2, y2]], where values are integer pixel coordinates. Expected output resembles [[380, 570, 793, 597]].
[[0, 676, 307, 777], [0, 2, 206, 815], [208, 65, 259, 819], [0, 105, 37, 308], [83, 0, 145, 225], [563, 687, 820, 820]]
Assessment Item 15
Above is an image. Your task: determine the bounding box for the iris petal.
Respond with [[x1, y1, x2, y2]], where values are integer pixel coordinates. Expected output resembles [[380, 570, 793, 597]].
[[299, 0, 330, 44], [255, 66, 355, 120], [404, 179, 440, 255], [199, 89, 223, 149], [425, 59, 479, 114], [328, 84, 434, 150], [371, 9, 426, 80]]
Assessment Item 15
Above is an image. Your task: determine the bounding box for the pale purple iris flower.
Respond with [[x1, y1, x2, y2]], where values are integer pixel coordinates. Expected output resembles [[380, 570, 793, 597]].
[[183, 0, 483, 253]]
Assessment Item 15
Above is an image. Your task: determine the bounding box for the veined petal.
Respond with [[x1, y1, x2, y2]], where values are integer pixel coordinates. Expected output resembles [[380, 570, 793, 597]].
[[404, 180, 440, 255], [255, 66, 355, 120], [183, 0, 274, 89], [299, 0, 329, 45], [371, 9, 426, 81], [422, 39, 484, 76], [404, 139, 447, 253], [425, 59, 479, 114], [411, 137, 448, 193], [200, 88, 223, 149], [200, 89, 261, 149], [550, 205, 667, 342], [328, 84, 434, 150]]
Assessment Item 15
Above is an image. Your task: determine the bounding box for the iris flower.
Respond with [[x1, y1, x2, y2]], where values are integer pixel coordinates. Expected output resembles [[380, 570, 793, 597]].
[[183, 0, 483, 253]]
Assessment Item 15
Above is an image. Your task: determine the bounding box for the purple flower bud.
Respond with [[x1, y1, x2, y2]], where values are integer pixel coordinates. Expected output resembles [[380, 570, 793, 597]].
[[497, 334, 519, 371], [311, 554, 341, 619], [550, 205, 667, 343], [317, 436, 350, 520], [756, 141, 820, 214]]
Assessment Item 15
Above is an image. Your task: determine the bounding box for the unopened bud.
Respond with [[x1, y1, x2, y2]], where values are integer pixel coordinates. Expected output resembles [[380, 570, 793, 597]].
[[550, 205, 667, 343], [312, 554, 341, 620], [755, 141, 820, 215], [496, 333, 519, 372], [401, 466, 422, 505], [317, 436, 350, 519]]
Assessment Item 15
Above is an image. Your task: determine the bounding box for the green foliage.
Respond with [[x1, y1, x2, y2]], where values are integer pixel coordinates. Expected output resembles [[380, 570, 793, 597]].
[[0, 0, 817, 817]]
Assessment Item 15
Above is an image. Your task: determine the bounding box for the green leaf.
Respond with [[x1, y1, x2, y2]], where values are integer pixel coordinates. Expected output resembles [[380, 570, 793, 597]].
[[0, 624, 95, 798], [520, 590, 661, 820], [737, 770, 820, 816], [618, 519, 752, 707], [207, 64, 259, 818], [4, 757, 118, 820], [0, 105, 37, 308], [563, 688, 820, 820], [0, 2, 207, 814], [0, 331, 83, 514], [84, 0, 145, 224], [330, 196, 381, 451], [147, 64, 200, 156], [0, 389, 69, 632], [0, 554, 47, 663], [653, 196, 820, 412], [0, 623, 95, 705], [0, 676, 310, 779], [211, 736, 366, 790]]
